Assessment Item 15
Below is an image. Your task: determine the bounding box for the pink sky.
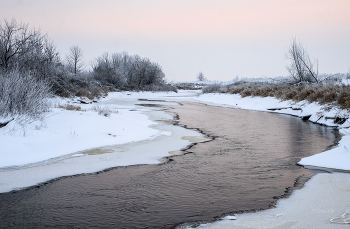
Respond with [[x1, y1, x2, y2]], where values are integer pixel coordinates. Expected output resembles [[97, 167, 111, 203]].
[[1, 0, 349, 80]]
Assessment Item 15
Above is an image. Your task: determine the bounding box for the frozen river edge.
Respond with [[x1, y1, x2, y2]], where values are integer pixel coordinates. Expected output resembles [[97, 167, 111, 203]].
[[0, 91, 207, 193], [1, 90, 350, 228]]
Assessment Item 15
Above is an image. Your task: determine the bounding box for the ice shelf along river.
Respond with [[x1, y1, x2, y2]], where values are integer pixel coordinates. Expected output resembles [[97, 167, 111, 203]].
[[0, 100, 340, 228]]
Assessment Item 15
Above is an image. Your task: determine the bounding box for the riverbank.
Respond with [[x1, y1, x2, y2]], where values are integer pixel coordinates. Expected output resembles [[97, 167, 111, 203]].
[[1, 90, 348, 183], [0, 91, 203, 193]]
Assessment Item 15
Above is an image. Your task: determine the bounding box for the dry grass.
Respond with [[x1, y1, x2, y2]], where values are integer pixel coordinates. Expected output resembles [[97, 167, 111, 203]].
[[57, 103, 119, 117], [224, 83, 350, 110], [75, 89, 94, 100], [338, 91, 350, 110], [91, 105, 117, 117], [57, 104, 83, 111]]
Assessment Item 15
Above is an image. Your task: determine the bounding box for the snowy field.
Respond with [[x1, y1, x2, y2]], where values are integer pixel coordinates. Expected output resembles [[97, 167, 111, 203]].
[[0, 89, 349, 227]]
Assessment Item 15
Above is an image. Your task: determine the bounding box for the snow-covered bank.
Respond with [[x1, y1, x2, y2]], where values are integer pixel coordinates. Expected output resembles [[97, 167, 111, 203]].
[[1, 89, 348, 192], [0, 91, 204, 193], [299, 128, 350, 171], [195, 93, 350, 171], [0, 105, 161, 168]]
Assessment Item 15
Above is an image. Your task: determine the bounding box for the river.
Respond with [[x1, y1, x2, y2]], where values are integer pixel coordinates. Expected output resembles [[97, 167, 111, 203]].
[[0, 101, 338, 228]]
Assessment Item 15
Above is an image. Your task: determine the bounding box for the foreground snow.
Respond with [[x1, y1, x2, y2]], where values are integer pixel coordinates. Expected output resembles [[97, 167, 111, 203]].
[[189, 172, 350, 229], [299, 128, 350, 171]]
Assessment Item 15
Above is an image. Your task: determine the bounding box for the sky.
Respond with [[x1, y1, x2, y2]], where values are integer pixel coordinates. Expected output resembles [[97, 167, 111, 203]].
[[1, 0, 349, 81]]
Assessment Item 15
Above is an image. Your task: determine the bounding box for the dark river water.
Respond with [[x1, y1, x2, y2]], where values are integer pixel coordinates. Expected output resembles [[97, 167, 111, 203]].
[[0, 102, 338, 229]]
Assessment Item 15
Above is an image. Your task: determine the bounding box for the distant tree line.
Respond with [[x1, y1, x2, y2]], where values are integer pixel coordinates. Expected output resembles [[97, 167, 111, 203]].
[[0, 18, 174, 119]]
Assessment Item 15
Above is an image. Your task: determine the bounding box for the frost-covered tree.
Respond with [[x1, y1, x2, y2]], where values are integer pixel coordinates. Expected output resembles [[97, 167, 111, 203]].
[[197, 71, 206, 81], [0, 70, 52, 119], [0, 19, 61, 79], [92, 52, 166, 89], [66, 45, 84, 75], [286, 38, 318, 83]]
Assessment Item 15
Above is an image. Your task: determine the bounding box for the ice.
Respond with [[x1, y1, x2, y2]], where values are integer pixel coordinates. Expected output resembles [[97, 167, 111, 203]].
[[194, 173, 350, 229], [331, 207, 350, 224]]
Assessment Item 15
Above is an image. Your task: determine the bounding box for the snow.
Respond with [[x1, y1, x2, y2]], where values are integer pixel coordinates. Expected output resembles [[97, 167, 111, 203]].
[[299, 129, 350, 171], [0, 102, 161, 167], [190, 172, 350, 229], [0, 91, 204, 193]]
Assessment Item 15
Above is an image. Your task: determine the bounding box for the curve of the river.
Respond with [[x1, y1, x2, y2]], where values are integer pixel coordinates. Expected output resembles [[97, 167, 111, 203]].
[[0, 102, 339, 229]]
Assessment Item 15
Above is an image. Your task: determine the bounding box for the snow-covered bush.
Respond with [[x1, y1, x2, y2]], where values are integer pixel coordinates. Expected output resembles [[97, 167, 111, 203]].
[[92, 52, 169, 91], [202, 82, 225, 93], [0, 70, 52, 119], [142, 83, 177, 92], [0, 19, 61, 80]]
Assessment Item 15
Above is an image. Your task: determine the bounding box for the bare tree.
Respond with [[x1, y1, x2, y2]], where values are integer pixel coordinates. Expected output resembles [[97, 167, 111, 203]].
[[66, 45, 84, 75], [0, 19, 46, 72], [197, 71, 206, 81], [286, 38, 318, 83]]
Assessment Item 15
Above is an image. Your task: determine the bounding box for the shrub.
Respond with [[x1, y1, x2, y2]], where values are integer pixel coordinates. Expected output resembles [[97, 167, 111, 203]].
[[320, 91, 338, 104], [142, 84, 178, 92], [338, 91, 350, 110], [307, 90, 324, 103], [202, 83, 224, 93], [294, 87, 315, 101], [92, 52, 167, 91], [0, 70, 52, 119]]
